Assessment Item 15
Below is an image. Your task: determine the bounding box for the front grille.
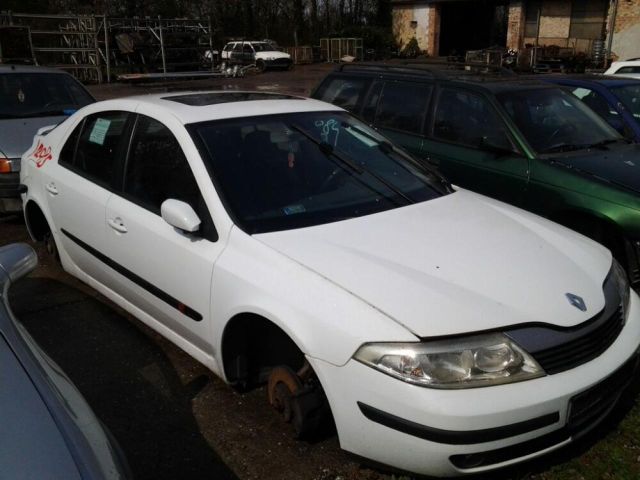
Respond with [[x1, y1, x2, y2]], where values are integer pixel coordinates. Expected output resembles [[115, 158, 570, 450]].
[[531, 306, 624, 375]]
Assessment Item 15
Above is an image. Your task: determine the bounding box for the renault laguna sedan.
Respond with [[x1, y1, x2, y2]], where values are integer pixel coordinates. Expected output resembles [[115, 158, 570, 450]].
[[20, 92, 640, 477]]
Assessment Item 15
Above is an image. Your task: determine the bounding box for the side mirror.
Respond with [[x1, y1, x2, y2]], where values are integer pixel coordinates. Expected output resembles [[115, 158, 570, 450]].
[[161, 199, 201, 233], [479, 136, 516, 157], [0, 243, 38, 283]]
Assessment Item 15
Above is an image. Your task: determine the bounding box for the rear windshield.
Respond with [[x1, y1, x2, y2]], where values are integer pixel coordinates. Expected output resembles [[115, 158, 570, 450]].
[[497, 87, 621, 154], [612, 84, 640, 121], [191, 111, 446, 234], [0, 73, 94, 119]]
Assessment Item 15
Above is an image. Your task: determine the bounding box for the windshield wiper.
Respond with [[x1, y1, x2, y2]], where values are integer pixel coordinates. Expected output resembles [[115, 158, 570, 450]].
[[542, 138, 621, 154], [289, 124, 414, 204], [585, 139, 620, 149], [541, 143, 589, 154]]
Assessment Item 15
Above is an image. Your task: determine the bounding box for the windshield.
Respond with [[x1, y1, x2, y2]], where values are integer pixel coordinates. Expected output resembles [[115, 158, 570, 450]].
[[497, 88, 622, 154], [252, 43, 275, 52], [192, 112, 447, 234], [613, 84, 640, 122], [0, 73, 94, 119]]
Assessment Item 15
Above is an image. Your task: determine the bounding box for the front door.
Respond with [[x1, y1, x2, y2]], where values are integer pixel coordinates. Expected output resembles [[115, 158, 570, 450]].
[[104, 114, 221, 354], [423, 87, 529, 205]]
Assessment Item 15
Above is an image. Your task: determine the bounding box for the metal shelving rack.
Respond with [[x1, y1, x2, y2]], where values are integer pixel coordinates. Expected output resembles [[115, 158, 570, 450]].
[[0, 11, 214, 83], [1, 12, 103, 82]]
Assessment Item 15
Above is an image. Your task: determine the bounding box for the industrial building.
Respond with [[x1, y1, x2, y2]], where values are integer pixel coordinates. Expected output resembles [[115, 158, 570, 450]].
[[392, 0, 640, 61]]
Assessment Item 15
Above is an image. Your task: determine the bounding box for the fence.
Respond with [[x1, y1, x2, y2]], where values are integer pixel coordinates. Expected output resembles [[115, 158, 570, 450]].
[[320, 38, 363, 62]]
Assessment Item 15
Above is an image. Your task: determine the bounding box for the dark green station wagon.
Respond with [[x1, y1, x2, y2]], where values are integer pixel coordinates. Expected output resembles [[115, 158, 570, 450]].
[[312, 63, 640, 286]]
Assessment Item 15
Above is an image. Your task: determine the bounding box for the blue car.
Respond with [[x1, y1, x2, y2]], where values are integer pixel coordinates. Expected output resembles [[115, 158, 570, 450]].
[[542, 75, 640, 142]]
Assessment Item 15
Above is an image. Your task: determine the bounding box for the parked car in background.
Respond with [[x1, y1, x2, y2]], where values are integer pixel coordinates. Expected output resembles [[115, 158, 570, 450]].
[[312, 63, 640, 287], [605, 60, 640, 80], [0, 243, 130, 479], [20, 91, 640, 477], [541, 75, 640, 142], [220, 41, 292, 71], [0, 65, 94, 214]]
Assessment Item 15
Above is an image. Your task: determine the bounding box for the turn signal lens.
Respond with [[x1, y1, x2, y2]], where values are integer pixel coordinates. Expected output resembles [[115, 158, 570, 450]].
[[0, 159, 12, 173]]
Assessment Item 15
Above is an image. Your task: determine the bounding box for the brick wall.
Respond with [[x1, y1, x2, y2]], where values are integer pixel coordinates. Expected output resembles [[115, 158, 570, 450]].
[[610, 0, 640, 60], [507, 0, 525, 50], [391, 3, 433, 52], [426, 4, 440, 56]]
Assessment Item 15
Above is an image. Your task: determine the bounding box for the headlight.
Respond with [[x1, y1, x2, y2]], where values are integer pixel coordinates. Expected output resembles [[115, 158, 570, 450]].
[[354, 333, 545, 389], [612, 258, 630, 320]]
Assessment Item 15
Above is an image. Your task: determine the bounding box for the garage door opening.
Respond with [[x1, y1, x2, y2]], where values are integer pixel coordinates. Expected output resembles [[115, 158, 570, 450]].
[[439, 1, 508, 57]]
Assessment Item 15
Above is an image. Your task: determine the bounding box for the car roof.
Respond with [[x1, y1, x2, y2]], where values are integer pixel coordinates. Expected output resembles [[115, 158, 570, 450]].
[[94, 91, 343, 125], [0, 64, 75, 75], [333, 63, 556, 93], [611, 60, 640, 66], [538, 74, 640, 87]]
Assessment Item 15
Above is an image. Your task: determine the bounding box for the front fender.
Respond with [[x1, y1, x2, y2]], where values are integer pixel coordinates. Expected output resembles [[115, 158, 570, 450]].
[[211, 228, 416, 371]]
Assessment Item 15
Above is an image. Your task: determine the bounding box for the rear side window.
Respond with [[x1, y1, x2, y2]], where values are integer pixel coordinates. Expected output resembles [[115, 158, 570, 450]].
[[314, 76, 369, 112], [59, 119, 83, 167], [616, 66, 640, 74], [74, 111, 130, 187], [374, 81, 432, 134], [569, 87, 620, 125], [124, 115, 200, 214]]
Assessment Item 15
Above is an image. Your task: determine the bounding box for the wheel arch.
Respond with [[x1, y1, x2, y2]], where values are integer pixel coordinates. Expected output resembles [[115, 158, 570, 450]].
[[24, 199, 52, 241], [220, 310, 308, 388]]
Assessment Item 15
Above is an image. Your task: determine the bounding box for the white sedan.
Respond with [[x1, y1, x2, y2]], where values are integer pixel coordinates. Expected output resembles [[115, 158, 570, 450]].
[[20, 92, 640, 477]]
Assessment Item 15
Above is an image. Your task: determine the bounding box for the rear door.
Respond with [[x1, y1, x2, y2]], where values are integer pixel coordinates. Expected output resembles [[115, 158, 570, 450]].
[[422, 87, 529, 205], [104, 114, 221, 354], [362, 79, 432, 158], [46, 110, 132, 284]]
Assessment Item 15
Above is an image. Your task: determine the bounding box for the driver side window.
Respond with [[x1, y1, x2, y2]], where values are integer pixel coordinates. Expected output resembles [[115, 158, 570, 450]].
[[123, 115, 200, 214], [432, 88, 513, 151]]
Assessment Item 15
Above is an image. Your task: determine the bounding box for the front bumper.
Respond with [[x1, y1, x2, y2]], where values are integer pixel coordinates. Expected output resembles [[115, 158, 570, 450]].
[[309, 291, 640, 477], [264, 58, 292, 68]]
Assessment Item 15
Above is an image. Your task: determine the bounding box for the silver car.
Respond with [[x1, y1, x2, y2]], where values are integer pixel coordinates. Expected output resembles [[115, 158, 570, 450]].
[[0, 243, 130, 479], [0, 65, 94, 214]]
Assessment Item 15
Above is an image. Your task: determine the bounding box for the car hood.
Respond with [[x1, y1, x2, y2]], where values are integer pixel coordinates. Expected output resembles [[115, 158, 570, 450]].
[[255, 190, 612, 338], [550, 143, 640, 194], [255, 51, 290, 60], [0, 116, 65, 158]]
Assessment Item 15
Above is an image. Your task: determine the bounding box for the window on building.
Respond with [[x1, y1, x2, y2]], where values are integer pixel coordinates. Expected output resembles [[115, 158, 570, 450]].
[[569, 0, 607, 39], [524, 0, 542, 38]]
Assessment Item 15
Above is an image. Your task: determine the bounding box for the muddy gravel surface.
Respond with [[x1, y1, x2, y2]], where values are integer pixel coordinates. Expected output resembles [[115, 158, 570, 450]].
[[2, 65, 634, 480]]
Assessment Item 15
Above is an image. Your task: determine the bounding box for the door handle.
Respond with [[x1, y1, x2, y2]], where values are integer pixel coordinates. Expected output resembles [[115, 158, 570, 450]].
[[45, 182, 58, 195], [107, 217, 128, 233]]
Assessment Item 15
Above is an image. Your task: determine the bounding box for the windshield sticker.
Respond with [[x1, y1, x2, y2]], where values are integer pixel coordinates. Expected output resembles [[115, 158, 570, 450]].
[[345, 126, 378, 147], [314, 119, 340, 146], [17, 89, 25, 103], [89, 118, 111, 145], [283, 204, 306, 215], [32, 141, 53, 168]]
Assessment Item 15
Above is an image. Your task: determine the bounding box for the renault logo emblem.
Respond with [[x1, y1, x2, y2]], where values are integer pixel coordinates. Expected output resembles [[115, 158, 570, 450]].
[[566, 293, 587, 312]]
